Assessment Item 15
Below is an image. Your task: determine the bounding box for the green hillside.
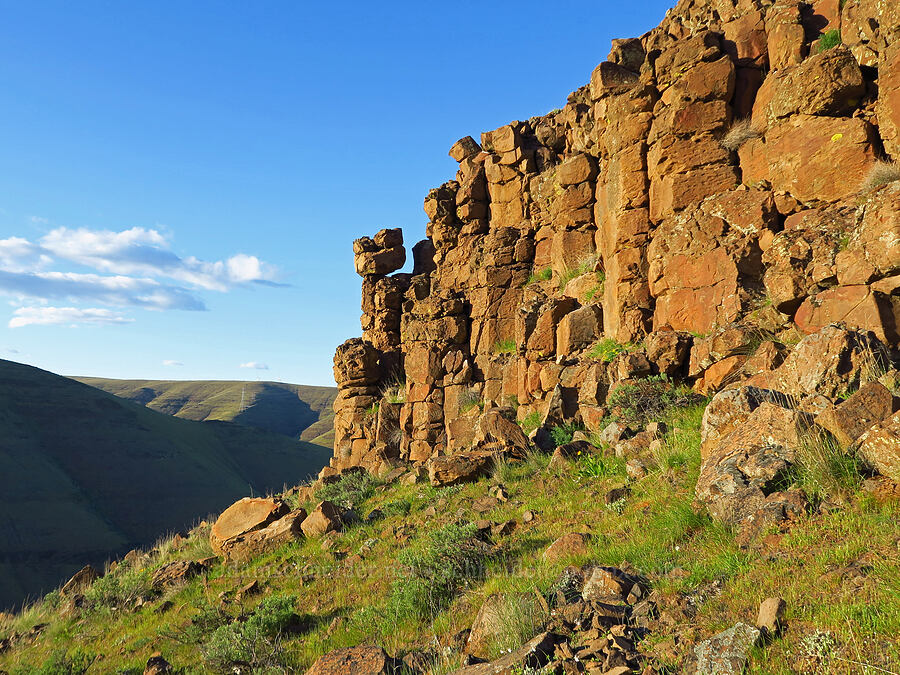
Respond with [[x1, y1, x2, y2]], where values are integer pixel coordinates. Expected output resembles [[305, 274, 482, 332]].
[[73, 377, 337, 446], [0, 360, 332, 611]]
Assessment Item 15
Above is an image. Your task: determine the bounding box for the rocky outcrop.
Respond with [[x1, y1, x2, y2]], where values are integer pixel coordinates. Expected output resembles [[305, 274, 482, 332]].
[[209, 497, 289, 556], [326, 0, 899, 480]]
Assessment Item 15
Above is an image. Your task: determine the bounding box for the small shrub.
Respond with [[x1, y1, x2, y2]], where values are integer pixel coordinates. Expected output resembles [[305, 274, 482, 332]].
[[202, 594, 298, 671], [549, 422, 583, 448], [526, 267, 552, 285], [588, 338, 636, 363], [364, 402, 380, 418], [31, 648, 95, 674], [519, 411, 542, 437], [389, 523, 488, 621], [721, 118, 762, 151], [860, 160, 900, 192], [83, 565, 152, 610], [493, 338, 517, 355], [607, 375, 704, 427], [315, 471, 381, 510], [817, 29, 842, 52], [380, 498, 413, 518], [574, 452, 626, 479], [483, 594, 548, 659]]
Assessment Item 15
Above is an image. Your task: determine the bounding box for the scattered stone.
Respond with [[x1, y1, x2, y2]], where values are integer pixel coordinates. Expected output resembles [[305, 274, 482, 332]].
[[816, 382, 900, 447], [853, 411, 900, 481], [757, 597, 786, 637], [144, 654, 172, 675], [428, 451, 496, 487], [543, 533, 590, 563], [301, 502, 344, 537], [305, 645, 401, 674], [61, 564, 100, 596], [582, 567, 638, 603], [151, 560, 202, 590], [694, 622, 760, 675], [452, 632, 566, 674]]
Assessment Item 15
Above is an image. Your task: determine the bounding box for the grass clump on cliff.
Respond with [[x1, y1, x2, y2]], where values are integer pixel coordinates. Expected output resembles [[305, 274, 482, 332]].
[[526, 267, 552, 285], [721, 118, 763, 151], [860, 160, 900, 193], [558, 255, 600, 292], [493, 338, 517, 355], [518, 411, 542, 437], [817, 29, 842, 52], [588, 338, 636, 363]]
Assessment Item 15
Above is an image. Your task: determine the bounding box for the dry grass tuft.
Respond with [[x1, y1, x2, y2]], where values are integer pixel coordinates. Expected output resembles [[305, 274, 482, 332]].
[[860, 160, 900, 193], [721, 118, 763, 151]]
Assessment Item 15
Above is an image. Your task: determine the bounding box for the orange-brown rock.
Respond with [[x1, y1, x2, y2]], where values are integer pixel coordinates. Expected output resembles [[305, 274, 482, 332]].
[[220, 509, 308, 562], [305, 645, 400, 675], [210, 497, 289, 556], [739, 115, 877, 203], [816, 382, 900, 447], [854, 411, 900, 481], [794, 285, 900, 344], [751, 46, 865, 126], [61, 565, 100, 596], [542, 533, 591, 563], [428, 450, 496, 486], [301, 501, 344, 537]]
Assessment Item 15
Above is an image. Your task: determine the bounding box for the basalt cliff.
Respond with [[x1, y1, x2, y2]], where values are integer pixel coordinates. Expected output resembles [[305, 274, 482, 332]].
[[327, 0, 899, 489]]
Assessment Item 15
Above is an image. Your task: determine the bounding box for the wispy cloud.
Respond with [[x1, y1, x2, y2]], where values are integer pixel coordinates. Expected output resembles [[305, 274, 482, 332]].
[[239, 361, 269, 370], [162, 359, 184, 367], [0, 226, 282, 327], [9, 306, 133, 328]]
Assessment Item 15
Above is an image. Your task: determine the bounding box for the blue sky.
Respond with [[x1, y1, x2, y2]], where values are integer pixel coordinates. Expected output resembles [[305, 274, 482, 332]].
[[0, 0, 673, 386]]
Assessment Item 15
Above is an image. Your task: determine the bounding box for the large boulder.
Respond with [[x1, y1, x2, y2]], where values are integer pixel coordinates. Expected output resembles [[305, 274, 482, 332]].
[[754, 325, 891, 400], [472, 408, 530, 457], [300, 501, 344, 537], [210, 497, 289, 556], [305, 645, 400, 675], [428, 451, 496, 486], [353, 229, 406, 277], [220, 509, 308, 562], [854, 411, 900, 481], [700, 386, 796, 459], [61, 564, 100, 596], [816, 382, 900, 447], [739, 115, 877, 203], [696, 402, 811, 538], [752, 46, 865, 126]]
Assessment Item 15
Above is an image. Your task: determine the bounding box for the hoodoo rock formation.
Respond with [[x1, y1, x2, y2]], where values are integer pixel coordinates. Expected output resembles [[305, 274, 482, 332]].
[[328, 0, 899, 488]]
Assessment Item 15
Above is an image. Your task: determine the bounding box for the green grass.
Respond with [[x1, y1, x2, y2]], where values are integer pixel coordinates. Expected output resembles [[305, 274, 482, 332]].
[[518, 411, 542, 437], [588, 337, 637, 363], [818, 29, 842, 51], [557, 256, 599, 292], [4, 395, 899, 674], [315, 471, 382, 510], [493, 338, 517, 355], [525, 267, 552, 285]]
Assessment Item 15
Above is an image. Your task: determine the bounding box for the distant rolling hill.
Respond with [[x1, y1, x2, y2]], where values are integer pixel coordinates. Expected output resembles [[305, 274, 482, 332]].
[[0, 360, 332, 611], [74, 378, 337, 447]]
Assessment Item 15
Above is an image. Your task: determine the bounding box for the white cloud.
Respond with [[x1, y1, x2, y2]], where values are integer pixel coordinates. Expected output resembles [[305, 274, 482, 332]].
[[9, 306, 133, 328], [162, 359, 184, 367], [239, 361, 269, 370], [0, 270, 206, 311], [39, 227, 279, 290], [0, 226, 282, 328]]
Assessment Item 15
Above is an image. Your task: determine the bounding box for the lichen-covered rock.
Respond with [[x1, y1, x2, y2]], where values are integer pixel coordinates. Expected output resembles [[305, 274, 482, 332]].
[[220, 509, 307, 562], [694, 622, 761, 675], [854, 411, 900, 481], [300, 501, 344, 537], [428, 451, 496, 487]]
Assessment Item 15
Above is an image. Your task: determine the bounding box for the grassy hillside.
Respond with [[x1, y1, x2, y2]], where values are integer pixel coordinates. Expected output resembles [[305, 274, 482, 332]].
[[2, 399, 897, 673], [74, 377, 336, 445], [0, 360, 332, 612]]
